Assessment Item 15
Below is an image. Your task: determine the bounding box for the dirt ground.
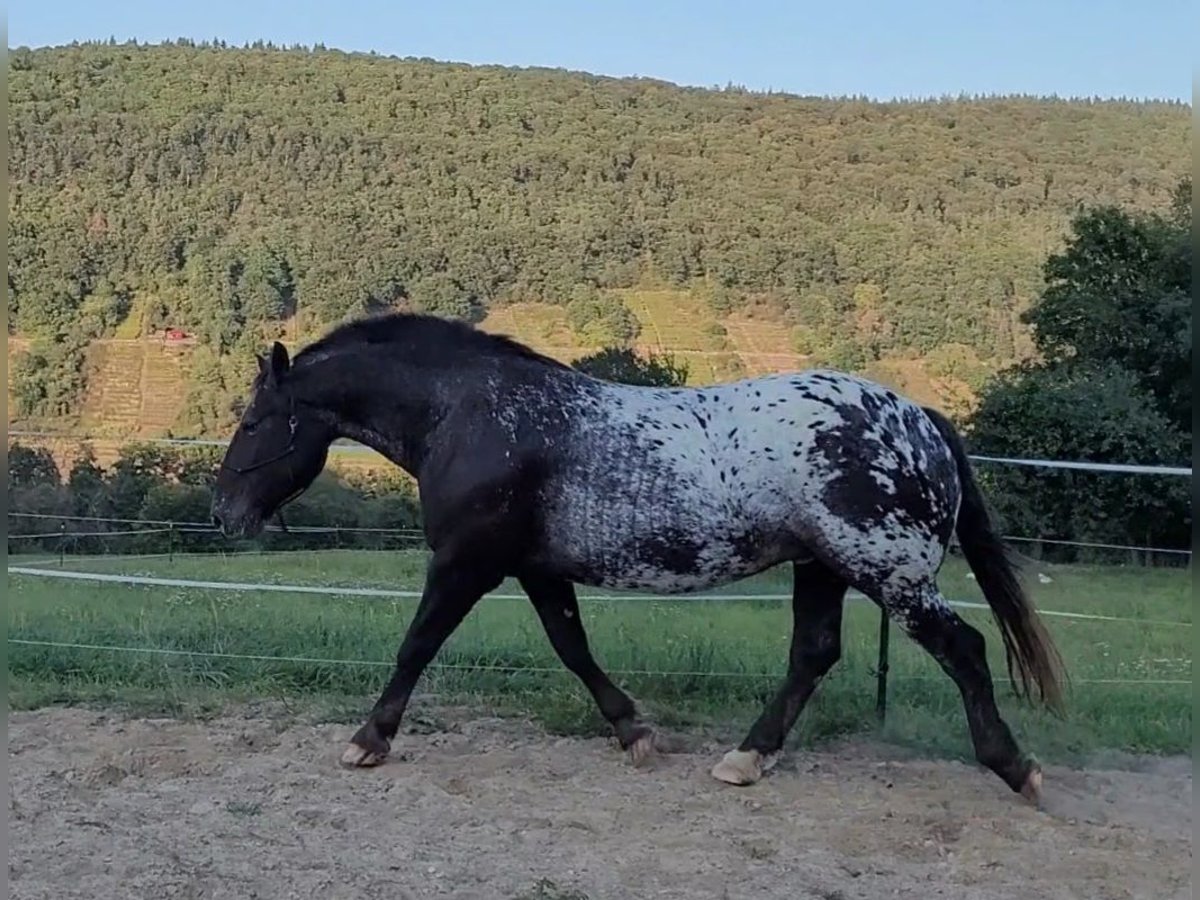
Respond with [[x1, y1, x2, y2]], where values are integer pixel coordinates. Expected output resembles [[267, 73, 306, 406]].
[[8, 706, 1192, 900]]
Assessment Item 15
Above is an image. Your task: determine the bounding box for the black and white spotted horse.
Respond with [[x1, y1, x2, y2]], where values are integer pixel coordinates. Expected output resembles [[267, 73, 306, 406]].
[[210, 313, 1065, 805]]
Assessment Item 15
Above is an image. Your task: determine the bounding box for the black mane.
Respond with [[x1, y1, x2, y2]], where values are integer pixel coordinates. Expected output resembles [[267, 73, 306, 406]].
[[294, 311, 570, 370]]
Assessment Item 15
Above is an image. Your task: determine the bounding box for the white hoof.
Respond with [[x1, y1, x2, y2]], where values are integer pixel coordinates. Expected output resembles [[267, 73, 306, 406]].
[[1021, 766, 1044, 807], [711, 748, 772, 786], [627, 731, 657, 767], [340, 742, 387, 768]]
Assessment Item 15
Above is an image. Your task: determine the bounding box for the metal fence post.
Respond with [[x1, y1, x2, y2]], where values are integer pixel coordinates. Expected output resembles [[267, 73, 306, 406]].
[[168, 522, 176, 563], [58, 522, 67, 567], [875, 607, 890, 724]]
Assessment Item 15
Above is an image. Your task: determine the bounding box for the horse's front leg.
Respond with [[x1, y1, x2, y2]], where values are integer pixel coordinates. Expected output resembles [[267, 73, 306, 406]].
[[341, 552, 502, 767]]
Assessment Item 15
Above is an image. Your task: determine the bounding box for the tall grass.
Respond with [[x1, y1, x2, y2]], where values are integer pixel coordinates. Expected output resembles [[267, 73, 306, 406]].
[[7, 549, 1191, 764]]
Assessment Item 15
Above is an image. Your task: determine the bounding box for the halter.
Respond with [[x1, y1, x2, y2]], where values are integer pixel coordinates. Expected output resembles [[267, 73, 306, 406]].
[[221, 399, 300, 475]]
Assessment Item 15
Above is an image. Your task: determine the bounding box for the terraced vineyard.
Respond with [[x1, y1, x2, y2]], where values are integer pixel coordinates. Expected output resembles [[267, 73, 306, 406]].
[[477, 303, 597, 361], [137, 344, 194, 435], [610, 291, 731, 384], [475, 290, 758, 386], [73, 341, 197, 437], [78, 342, 146, 434], [9, 291, 959, 470], [721, 310, 811, 379]]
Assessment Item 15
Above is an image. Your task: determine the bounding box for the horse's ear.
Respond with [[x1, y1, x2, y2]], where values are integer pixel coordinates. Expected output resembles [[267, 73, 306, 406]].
[[267, 341, 290, 386]]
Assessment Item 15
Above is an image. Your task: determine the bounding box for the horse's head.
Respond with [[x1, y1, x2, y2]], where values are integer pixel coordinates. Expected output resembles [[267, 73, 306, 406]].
[[210, 341, 333, 538]]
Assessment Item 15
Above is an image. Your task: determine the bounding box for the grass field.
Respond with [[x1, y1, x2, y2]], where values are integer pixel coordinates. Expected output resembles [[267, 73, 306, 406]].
[[7, 549, 1191, 766]]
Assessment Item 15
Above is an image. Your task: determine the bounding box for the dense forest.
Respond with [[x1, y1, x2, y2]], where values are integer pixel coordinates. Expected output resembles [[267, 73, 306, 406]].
[[7, 40, 1191, 424], [7, 182, 1192, 556]]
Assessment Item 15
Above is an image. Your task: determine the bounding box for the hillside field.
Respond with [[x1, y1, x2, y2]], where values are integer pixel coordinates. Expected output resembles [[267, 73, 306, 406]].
[[8, 288, 963, 472]]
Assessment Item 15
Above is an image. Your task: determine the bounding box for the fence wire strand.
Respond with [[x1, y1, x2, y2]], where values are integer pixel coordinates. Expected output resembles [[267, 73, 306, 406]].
[[8, 511, 1190, 557], [7, 511, 425, 536], [10, 429, 1192, 476], [5, 565, 1192, 628], [7, 638, 1191, 686]]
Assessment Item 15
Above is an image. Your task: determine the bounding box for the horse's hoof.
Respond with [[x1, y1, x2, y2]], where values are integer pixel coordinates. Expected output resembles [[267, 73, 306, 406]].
[[627, 730, 657, 767], [711, 749, 765, 786], [1020, 765, 1043, 807], [340, 742, 387, 768]]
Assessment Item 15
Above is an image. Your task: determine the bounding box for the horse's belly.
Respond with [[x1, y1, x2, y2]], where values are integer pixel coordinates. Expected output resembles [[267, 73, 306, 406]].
[[539, 514, 803, 595], [580, 551, 785, 594]]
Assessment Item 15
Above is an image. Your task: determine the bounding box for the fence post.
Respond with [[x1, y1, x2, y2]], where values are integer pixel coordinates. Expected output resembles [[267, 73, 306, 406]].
[[875, 607, 890, 724], [168, 522, 176, 564], [58, 522, 67, 567]]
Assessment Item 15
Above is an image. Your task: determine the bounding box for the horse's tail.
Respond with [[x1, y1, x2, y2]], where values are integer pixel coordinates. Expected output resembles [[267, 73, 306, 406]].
[[923, 406, 1067, 716]]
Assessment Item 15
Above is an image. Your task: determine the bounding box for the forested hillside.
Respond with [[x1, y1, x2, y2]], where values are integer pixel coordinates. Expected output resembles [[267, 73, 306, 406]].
[[7, 40, 1191, 433]]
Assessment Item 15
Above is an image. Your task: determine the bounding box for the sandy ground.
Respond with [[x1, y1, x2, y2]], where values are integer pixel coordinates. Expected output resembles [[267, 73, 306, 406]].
[[8, 706, 1192, 900]]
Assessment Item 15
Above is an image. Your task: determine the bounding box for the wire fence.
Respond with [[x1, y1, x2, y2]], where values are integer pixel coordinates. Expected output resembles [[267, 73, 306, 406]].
[[5, 510, 429, 560], [10, 429, 1193, 477], [7, 638, 1192, 686], [6, 556, 1192, 724], [7, 510, 1192, 560], [6, 449, 1193, 723], [5, 564, 1193, 627], [6, 510, 425, 535]]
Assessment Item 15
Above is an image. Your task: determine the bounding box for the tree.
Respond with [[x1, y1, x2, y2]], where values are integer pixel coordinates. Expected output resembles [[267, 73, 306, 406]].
[[139, 482, 212, 526], [1020, 187, 1191, 437], [104, 443, 190, 519], [6, 438, 428, 554], [8, 442, 69, 541], [851, 282, 891, 361], [8, 443, 61, 488], [968, 181, 1193, 553], [66, 446, 114, 518], [565, 286, 641, 348], [573, 347, 689, 387]]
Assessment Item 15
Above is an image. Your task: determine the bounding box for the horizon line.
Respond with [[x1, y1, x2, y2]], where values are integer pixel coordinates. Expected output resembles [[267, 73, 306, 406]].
[[9, 38, 1192, 106]]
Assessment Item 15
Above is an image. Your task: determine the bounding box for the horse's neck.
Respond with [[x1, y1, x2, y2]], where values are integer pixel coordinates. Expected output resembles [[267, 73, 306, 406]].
[[328, 419, 410, 472], [298, 358, 446, 478]]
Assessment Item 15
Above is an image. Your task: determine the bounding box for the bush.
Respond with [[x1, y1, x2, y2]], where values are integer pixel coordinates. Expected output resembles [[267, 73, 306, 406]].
[[967, 361, 1190, 557], [7, 441, 426, 556], [565, 287, 641, 347]]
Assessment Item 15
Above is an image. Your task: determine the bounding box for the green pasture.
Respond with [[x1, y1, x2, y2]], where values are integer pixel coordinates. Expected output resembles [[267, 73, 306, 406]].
[[6, 549, 1191, 765]]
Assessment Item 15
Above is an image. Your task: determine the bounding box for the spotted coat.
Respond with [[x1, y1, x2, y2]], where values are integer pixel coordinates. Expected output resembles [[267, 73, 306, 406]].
[[502, 369, 961, 607]]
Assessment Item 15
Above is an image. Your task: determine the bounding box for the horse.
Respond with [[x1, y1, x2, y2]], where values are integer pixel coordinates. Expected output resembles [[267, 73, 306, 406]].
[[210, 311, 1065, 804]]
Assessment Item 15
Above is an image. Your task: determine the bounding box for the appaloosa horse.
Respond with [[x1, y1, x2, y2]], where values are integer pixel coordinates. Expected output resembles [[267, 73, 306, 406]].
[[210, 312, 1064, 804]]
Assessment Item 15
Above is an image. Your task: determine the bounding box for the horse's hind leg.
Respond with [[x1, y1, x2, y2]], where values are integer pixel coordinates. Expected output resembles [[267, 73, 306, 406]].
[[874, 579, 1041, 801], [520, 573, 656, 765], [712, 560, 847, 786]]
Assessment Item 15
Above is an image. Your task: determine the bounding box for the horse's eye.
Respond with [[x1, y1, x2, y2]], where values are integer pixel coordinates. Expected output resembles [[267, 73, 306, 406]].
[[243, 421, 259, 436]]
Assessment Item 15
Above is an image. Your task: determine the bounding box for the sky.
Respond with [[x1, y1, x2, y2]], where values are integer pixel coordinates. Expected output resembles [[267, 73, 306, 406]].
[[5, 0, 1194, 102]]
